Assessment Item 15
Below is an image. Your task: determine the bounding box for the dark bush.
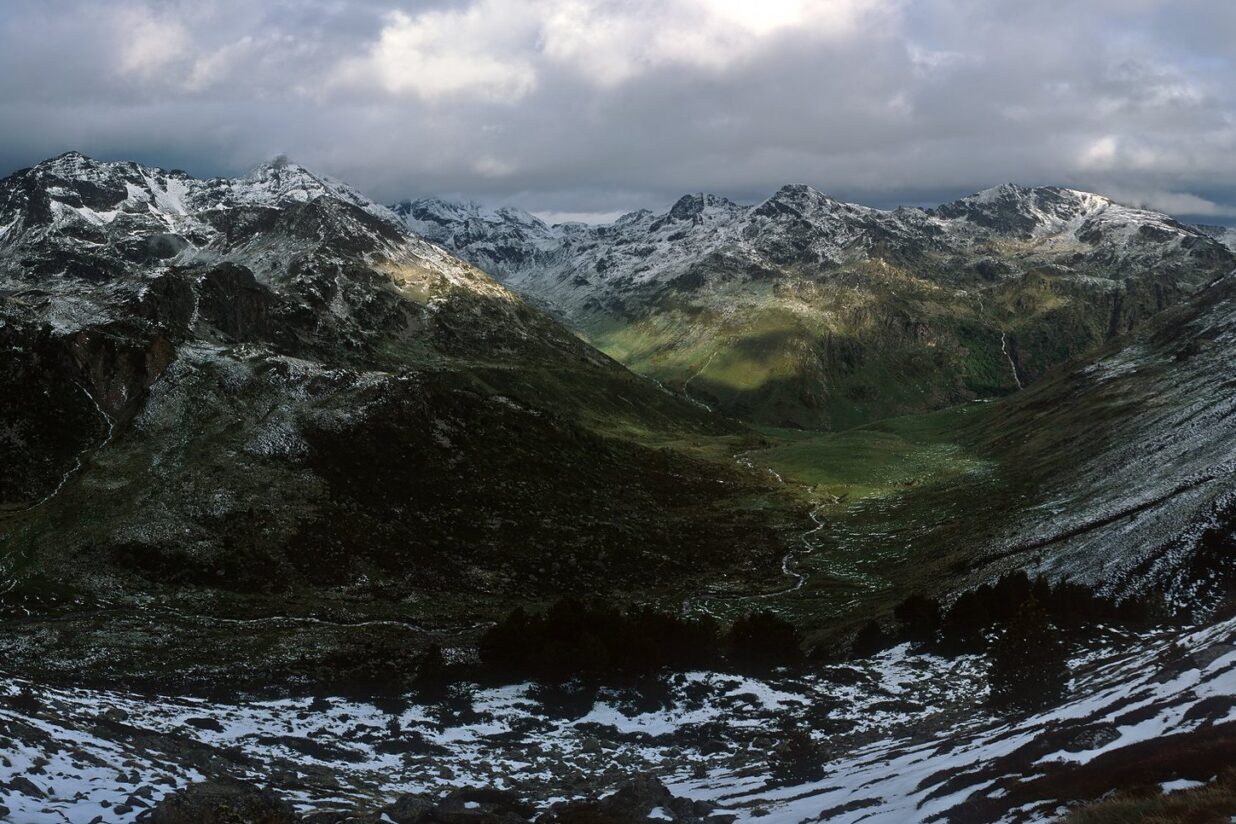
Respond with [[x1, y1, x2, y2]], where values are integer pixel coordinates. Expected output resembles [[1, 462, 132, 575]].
[[944, 573, 1161, 653], [413, 643, 450, 701], [893, 594, 941, 642], [770, 725, 825, 783], [988, 595, 1069, 711], [850, 619, 890, 658], [855, 573, 1164, 659], [479, 600, 806, 682], [725, 610, 803, 671], [479, 598, 721, 683]]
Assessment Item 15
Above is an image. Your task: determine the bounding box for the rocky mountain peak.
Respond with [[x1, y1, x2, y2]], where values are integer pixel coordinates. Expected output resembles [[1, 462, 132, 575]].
[[614, 208, 654, 226], [665, 192, 738, 222], [30, 150, 103, 175], [228, 156, 392, 221], [933, 184, 1117, 236], [492, 205, 548, 229], [754, 183, 848, 220], [387, 181, 1235, 354], [396, 197, 557, 244]]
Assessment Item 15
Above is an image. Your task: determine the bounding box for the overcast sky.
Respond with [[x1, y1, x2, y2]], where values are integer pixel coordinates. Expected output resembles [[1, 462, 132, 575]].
[[3, 0, 1236, 223]]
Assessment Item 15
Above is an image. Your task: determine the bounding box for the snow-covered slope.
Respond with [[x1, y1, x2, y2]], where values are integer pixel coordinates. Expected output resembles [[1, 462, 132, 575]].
[[968, 270, 1236, 602], [0, 152, 506, 304], [2, 614, 1232, 822], [1194, 222, 1236, 253]]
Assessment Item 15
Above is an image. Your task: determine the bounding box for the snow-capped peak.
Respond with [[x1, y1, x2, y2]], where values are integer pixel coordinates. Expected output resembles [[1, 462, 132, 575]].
[[753, 183, 876, 221], [205, 156, 401, 226], [391, 197, 561, 262], [665, 193, 741, 220], [0, 152, 521, 337]]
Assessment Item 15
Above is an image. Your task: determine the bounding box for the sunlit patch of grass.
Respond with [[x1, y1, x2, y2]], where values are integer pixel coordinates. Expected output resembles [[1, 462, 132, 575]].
[[746, 403, 994, 508], [588, 304, 811, 392]]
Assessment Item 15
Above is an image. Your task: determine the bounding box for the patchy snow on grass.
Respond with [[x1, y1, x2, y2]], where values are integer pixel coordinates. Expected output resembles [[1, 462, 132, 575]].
[[1, 615, 1232, 822]]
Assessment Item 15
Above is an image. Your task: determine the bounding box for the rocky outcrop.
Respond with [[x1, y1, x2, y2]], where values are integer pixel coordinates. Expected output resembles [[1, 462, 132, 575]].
[[143, 778, 300, 824], [0, 319, 173, 506]]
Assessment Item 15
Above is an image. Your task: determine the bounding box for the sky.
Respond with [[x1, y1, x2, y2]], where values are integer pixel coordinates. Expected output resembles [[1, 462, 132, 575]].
[[2, 0, 1236, 224]]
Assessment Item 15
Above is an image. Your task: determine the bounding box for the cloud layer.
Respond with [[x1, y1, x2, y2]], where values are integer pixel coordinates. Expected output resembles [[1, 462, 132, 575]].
[[2, 0, 1235, 220]]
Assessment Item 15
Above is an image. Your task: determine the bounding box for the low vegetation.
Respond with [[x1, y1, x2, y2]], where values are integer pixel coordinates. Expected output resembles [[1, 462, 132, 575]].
[[770, 725, 825, 784], [748, 404, 992, 508], [1061, 770, 1236, 823], [852, 571, 1164, 658], [477, 599, 803, 683], [989, 596, 1069, 710]]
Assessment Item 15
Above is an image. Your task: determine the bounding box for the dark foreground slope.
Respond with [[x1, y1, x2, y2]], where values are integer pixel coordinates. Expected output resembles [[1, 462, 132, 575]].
[[0, 154, 795, 688]]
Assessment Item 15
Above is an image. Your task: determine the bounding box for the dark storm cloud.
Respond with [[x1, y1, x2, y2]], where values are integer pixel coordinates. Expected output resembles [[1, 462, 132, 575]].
[[2, 0, 1235, 221]]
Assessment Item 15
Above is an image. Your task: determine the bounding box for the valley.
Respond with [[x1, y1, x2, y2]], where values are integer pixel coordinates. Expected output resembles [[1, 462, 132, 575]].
[[1, 153, 1235, 822]]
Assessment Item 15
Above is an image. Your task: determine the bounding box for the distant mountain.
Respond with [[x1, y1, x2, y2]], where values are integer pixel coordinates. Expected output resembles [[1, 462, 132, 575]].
[[405, 184, 1235, 428], [1193, 221, 1236, 252], [0, 153, 788, 682]]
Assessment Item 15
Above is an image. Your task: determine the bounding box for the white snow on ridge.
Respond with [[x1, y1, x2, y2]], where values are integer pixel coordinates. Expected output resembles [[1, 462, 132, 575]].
[[0, 152, 520, 315], [402, 182, 1228, 325]]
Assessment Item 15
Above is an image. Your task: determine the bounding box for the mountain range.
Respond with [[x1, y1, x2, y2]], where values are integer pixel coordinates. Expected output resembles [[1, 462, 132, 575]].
[[398, 184, 1235, 428]]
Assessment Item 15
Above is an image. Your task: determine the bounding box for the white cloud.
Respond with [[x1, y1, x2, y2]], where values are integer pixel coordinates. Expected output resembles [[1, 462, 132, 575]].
[[185, 36, 256, 92], [1078, 136, 1120, 170], [3, 0, 1236, 221], [473, 155, 518, 177], [337, 5, 538, 101], [539, 0, 897, 86], [704, 0, 807, 34], [533, 209, 626, 225], [330, 0, 903, 99], [114, 7, 190, 78], [1103, 188, 1236, 218]]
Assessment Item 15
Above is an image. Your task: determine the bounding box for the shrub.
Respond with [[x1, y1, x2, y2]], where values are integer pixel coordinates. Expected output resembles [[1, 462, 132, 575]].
[[850, 620, 890, 658], [725, 610, 803, 671], [770, 725, 825, 783], [893, 594, 941, 642], [413, 643, 450, 701], [479, 598, 721, 683], [988, 595, 1069, 711], [938, 573, 1162, 654], [479, 600, 804, 682]]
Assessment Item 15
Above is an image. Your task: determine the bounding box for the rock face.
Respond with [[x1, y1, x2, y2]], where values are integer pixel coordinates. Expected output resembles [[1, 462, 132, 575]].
[[540, 776, 733, 823], [404, 184, 1235, 428], [408, 788, 536, 823], [0, 154, 788, 683], [144, 778, 300, 824]]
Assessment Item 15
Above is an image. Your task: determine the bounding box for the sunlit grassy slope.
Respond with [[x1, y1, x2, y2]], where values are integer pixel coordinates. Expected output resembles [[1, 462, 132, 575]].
[[749, 403, 994, 507], [582, 261, 1189, 430]]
